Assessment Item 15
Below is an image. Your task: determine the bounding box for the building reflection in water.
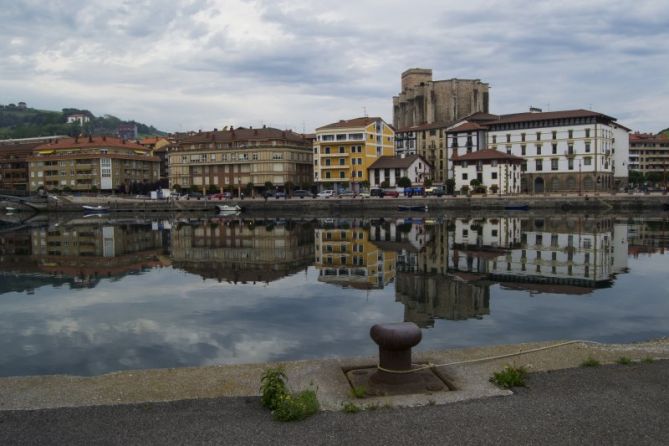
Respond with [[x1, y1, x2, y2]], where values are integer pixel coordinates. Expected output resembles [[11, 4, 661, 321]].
[[0, 219, 169, 291], [314, 219, 408, 290], [170, 218, 315, 284]]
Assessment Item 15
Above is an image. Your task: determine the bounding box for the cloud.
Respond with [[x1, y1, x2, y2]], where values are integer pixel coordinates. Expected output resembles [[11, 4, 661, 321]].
[[0, 0, 668, 133]]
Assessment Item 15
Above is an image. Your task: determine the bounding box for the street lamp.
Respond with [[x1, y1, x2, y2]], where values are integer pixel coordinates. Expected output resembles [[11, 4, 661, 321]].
[[578, 160, 582, 196]]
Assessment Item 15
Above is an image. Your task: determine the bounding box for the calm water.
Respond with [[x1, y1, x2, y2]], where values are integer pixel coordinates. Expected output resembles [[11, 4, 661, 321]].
[[0, 213, 668, 377]]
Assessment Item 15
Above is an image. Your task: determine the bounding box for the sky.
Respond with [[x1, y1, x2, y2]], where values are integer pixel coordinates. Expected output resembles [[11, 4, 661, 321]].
[[1, 0, 668, 134]]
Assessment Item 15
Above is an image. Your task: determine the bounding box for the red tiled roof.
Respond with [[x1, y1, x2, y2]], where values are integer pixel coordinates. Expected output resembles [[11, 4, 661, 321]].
[[629, 132, 669, 144], [490, 109, 615, 125], [34, 136, 148, 151], [317, 117, 384, 130], [368, 155, 430, 169], [451, 149, 523, 162]]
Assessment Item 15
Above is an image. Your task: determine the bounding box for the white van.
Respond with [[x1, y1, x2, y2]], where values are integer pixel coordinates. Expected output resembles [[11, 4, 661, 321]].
[[317, 189, 336, 198]]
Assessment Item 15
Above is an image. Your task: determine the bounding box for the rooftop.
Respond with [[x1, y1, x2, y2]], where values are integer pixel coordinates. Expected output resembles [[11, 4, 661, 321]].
[[178, 127, 308, 145], [34, 136, 148, 151], [369, 155, 430, 169], [317, 117, 384, 131]]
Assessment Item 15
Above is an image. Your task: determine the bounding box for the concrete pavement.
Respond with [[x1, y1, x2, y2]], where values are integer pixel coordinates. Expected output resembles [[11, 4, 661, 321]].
[[1, 360, 667, 445]]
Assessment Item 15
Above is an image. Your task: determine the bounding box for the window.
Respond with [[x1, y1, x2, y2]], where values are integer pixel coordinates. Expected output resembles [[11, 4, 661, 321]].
[[585, 142, 591, 153], [585, 128, 590, 138], [568, 129, 573, 139], [584, 157, 592, 166], [552, 143, 557, 154], [536, 132, 541, 141], [462, 173, 468, 180], [491, 172, 498, 179], [339, 172, 345, 179], [568, 159, 574, 170], [521, 133, 526, 142], [521, 161, 527, 172], [552, 130, 557, 140], [339, 146, 345, 153], [551, 159, 558, 170], [506, 134, 511, 143], [536, 144, 542, 155], [535, 159, 543, 171], [521, 144, 526, 156]]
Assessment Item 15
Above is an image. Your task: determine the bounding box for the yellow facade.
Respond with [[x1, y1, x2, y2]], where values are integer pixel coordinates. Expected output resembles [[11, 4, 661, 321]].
[[314, 226, 396, 289], [314, 117, 395, 191]]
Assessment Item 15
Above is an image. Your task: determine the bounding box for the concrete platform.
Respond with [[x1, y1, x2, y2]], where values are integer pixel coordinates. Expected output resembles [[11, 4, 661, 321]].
[[1, 338, 668, 412]]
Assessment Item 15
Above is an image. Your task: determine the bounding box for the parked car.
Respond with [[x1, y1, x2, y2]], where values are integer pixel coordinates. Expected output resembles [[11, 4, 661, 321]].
[[403, 186, 424, 196], [371, 188, 400, 197], [358, 191, 371, 198], [426, 186, 445, 196], [317, 189, 336, 198], [292, 189, 314, 198]]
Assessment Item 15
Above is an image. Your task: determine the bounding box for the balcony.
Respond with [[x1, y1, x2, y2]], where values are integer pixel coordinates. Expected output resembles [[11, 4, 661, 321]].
[[321, 164, 350, 169], [564, 150, 576, 158]]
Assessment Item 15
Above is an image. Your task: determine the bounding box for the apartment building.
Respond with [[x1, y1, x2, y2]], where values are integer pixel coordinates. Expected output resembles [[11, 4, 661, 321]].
[[394, 122, 451, 183], [448, 109, 630, 193], [313, 117, 394, 192], [169, 127, 313, 194], [628, 132, 669, 176], [28, 136, 160, 192]]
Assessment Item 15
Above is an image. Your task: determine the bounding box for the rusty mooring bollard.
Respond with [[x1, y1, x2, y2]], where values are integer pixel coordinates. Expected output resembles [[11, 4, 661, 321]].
[[370, 322, 422, 384]]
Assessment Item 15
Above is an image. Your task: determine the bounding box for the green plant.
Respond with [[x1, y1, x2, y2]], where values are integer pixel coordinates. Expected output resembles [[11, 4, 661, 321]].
[[366, 403, 379, 411], [642, 356, 655, 364], [350, 385, 367, 399], [342, 401, 361, 414], [260, 367, 288, 410], [616, 356, 633, 365], [490, 365, 528, 389], [273, 389, 319, 422], [490, 184, 499, 194], [397, 176, 412, 188], [580, 357, 601, 367]]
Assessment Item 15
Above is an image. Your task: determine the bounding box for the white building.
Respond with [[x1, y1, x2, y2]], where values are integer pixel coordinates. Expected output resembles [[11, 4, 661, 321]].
[[452, 149, 522, 194], [446, 109, 630, 193], [66, 114, 90, 126], [368, 155, 431, 188]]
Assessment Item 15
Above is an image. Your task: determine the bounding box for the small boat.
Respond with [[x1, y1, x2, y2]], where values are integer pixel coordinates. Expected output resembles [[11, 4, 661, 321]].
[[5, 207, 16, 212], [217, 204, 242, 213], [504, 204, 530, 211], [82, 205, 109, 212], [398, 205, 428, 212]]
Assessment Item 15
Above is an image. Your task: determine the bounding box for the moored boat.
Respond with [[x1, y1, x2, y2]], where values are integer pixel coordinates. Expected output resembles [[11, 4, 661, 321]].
[[82, 205, 110, 212], [217, 204, 242, 213]]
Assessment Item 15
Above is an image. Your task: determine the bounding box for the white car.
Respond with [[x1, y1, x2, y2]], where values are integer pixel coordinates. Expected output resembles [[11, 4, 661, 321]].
[[317, 189, 335, 198]]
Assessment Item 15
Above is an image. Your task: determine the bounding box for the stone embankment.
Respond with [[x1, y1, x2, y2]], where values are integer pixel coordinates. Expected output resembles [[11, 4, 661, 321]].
[[3, 193, 668, 215]]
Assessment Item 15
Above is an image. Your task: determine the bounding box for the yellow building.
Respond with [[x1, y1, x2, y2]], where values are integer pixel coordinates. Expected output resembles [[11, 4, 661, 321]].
[[313, 117, 395, 192], [314, 224, 396, 289]]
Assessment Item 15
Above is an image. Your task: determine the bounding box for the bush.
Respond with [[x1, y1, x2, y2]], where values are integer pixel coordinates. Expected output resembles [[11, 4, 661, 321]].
[[273, 390, 319, 422], [260, 367, 288, 410], [260, 366, 319, 422], [490, 184, 499, 194], [580, 356, 601, 367], [397, 176, 412, 188], [490, 365, 528, 389]]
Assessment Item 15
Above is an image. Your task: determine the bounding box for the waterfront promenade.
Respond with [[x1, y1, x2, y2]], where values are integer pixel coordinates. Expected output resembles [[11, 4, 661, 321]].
[[2, 359, 667, 445]]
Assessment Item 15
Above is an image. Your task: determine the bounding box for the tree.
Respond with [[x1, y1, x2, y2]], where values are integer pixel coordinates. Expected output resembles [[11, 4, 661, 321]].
[[490, 184, 499, 194], [423, 178, 433, 188], [446, 178, 456, 194], [245, 182, 254, 195], [381, 180, 390, 188], [207, 184, 220, 194], [173, 184, 182, 193], [397, 176, 412, 188], [460, 185, 470, 195], [470, 178, 482, 187], [264, 181, 274, 191], [628, 171, 644, 185]]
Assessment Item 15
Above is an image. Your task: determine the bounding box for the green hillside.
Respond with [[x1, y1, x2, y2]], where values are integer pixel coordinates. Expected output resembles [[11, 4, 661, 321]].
[[0, 103, 166, 140]]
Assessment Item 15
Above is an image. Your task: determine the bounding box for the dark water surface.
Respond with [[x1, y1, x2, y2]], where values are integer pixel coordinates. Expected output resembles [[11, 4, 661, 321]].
[[0, 214, 667, 376]]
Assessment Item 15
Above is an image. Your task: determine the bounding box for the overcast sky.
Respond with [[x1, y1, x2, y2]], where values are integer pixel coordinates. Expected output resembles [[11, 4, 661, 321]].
[[2, 0, 668, 133]]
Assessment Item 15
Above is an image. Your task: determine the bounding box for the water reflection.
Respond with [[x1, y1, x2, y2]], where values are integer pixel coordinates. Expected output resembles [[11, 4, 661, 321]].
[[0, 213, 667, 376]]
